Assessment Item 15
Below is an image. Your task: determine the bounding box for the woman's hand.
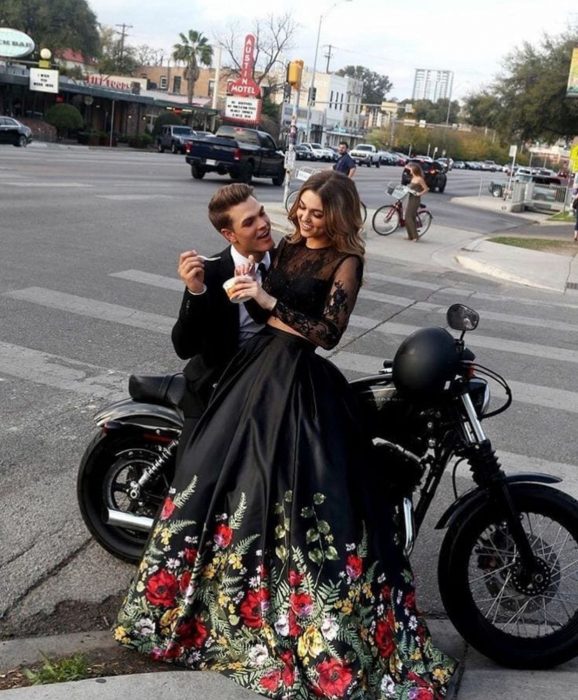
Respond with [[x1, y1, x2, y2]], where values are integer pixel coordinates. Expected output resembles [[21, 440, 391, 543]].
[[230, 277, 277, 311], [234, 255, 257, 278]]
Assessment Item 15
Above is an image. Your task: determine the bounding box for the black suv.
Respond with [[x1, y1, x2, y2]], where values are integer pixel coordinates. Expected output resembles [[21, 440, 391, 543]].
[[402, 158, 447, 193], [0, 116, 32, 147]]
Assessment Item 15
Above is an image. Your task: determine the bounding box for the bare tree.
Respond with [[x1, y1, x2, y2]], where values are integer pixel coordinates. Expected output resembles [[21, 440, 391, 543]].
[[134, 44, 163, 67], [216, 12, 298, 89]]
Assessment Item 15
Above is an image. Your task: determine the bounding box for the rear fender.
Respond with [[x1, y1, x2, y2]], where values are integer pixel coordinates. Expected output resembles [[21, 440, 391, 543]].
[[436, 473, 562, 530], [94, 398, 183, 431]]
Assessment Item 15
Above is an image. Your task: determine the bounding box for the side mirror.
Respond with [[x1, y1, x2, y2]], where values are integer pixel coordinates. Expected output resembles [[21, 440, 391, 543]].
[[446, 303, 479, 332]]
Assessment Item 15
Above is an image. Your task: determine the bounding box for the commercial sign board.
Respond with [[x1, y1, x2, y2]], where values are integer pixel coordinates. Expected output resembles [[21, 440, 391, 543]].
[[229, 34, 261, 98], [85, 73, 147, 93], [567, 47, 578, 98], [225, 96, 261, 124], [570, 144, 578, 173], [0, 27, 35, 58], [29, 67, 59, 94]]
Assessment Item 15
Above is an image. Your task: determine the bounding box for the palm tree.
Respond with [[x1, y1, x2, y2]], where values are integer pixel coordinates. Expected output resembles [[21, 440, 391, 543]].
[[172, 30, 213, 104]]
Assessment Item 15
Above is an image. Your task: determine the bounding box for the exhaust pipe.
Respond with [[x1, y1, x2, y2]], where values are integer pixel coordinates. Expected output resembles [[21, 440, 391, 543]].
[[107, 508, 154, 532]]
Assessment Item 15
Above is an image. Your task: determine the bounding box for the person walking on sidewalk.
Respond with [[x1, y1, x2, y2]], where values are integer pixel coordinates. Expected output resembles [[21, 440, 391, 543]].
[[405, 163, 429, 241], [333, 141, 357, 178], [115, 170, 456, 699]]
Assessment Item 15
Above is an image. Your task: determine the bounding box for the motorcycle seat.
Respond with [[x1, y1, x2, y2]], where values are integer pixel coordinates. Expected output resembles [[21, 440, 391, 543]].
[[128, 373, 187, 409]]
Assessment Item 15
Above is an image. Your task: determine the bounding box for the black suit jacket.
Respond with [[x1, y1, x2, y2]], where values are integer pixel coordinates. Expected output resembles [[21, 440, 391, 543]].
[[171, 246, 269, 417]]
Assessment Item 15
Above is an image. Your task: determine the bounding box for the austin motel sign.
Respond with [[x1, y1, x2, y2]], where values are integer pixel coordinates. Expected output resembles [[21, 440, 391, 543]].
[[229, 34, 261, 98]]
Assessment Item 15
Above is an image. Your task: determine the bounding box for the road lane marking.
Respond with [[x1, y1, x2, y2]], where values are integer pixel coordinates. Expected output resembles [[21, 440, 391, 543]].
[[0, 342, 125, 399], [5, 288, 173, 333]]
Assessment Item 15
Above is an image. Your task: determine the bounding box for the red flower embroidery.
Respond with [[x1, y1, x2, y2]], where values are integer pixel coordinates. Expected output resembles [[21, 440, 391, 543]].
[[260, 670, 282, 692], [280, 650, 295, 686], [375, 619, 396, 658], [404, 590, 417, 611], [179, 570, 192, 594], [412, 689, 434, 700], [315, 658, 353, 697], [380, 585, 391, 602], [288, 570, 303, 587], [151, 643, 181, 660], [160, 497, 176, 520], [145, 570, 179, 607], [239, 588, 270, 628], [290, 592, 314, 617], [183, 547, 197, 565], [213, 523, 233, 548], [176, 617, 208, 648], [346, 554, 363, 580], [288, 609, 301, 637]]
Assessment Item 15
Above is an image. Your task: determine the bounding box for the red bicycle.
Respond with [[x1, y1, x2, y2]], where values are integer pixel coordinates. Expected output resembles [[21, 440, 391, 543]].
[[372, 184, 433, 237]]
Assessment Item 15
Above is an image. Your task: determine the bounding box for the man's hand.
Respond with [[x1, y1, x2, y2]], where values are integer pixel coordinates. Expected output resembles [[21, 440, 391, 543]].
[[178, 250, 206, 294]]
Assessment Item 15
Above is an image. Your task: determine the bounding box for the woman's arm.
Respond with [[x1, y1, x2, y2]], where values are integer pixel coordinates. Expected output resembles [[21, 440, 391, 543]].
[[270, 255, 363, 349]]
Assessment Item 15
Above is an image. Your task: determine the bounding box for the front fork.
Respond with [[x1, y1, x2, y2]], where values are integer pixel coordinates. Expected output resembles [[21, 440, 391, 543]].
[[459, 392, 538, 569]]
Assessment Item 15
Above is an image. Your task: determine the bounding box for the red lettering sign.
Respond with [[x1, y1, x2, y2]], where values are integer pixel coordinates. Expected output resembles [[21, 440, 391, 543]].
[[240, 34, 256, 82]]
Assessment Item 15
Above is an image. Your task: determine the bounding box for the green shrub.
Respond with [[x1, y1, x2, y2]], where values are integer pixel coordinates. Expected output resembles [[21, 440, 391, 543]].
[[128, 133, 153, 149], [45, 104, 84, 138]]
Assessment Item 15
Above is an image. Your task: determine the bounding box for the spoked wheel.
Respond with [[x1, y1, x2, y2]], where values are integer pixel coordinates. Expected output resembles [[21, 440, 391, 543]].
[[285, 188, 299, 212], [359, 201, 368, 224], [439, 484, 578, 668], [77, 432, 175, 563], [416, 210, 432, 237], [372, 204, 400, 235]]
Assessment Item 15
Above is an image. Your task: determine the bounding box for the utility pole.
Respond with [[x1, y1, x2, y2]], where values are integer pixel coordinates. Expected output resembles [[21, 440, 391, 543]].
[[115, 23, 133, 73], [324, 45, 334, 73]]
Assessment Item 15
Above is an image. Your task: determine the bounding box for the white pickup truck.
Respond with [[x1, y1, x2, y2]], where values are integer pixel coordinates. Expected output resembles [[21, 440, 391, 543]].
[[350, 143, 381, 168]]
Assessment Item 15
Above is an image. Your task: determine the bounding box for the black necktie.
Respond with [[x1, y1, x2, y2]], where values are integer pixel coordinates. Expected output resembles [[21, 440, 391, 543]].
[[257, 262, 268, 278]]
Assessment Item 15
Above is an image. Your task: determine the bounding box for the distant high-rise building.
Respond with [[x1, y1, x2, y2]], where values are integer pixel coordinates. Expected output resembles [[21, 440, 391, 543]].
[[412, 69, 453, 101]]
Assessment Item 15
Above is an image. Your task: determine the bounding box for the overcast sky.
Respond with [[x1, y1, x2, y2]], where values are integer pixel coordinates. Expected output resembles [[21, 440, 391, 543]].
[[88, 0, 578, 100]]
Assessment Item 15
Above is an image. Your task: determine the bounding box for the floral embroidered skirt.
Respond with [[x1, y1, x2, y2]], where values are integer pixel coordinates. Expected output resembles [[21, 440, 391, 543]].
[[115, 327, 456, 699]]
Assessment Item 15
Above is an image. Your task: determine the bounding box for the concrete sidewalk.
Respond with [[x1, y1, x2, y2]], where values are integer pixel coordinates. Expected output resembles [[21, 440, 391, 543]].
[[2, 620, 578, 699]]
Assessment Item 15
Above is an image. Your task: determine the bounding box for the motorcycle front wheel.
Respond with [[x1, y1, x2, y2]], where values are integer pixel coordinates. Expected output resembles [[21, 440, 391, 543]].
[[439, 483, 578, 669], [77, 431, 175, 563]]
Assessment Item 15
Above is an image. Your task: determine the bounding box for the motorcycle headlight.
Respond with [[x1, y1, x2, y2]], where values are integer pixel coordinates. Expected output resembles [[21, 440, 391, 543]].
[[468, 378, 490, 417]]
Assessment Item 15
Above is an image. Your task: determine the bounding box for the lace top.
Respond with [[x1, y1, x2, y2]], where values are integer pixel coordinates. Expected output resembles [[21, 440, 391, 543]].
[[263, 238, 363, 349]]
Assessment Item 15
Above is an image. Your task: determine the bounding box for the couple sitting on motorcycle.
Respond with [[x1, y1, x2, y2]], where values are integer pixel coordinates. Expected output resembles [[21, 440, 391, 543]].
[[113, 174, 458, 699]]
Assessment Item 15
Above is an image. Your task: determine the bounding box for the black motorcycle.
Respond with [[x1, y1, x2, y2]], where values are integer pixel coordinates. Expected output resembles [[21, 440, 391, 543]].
[[77, 303, 578, 669]]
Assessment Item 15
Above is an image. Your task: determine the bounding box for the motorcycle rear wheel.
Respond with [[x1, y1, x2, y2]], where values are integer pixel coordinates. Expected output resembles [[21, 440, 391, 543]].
[[77, 431, 175, 563], [439, 484, 578, 668]]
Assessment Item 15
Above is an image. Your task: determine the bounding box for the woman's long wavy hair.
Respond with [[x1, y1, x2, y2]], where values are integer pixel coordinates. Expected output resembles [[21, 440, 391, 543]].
[[287, 170, 365, 257]]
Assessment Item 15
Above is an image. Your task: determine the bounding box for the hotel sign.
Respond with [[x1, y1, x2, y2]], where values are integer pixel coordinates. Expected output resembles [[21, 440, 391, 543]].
[[0, 28, 35, 58]]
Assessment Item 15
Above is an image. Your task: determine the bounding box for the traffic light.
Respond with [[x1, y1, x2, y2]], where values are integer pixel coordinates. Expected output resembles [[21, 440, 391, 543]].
[[286, 60, 304, 89], [308, 87, 317, 105]]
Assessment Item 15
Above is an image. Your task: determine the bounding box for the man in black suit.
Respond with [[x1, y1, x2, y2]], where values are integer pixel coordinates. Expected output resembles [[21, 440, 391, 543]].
[[172, 183, 275, 461]]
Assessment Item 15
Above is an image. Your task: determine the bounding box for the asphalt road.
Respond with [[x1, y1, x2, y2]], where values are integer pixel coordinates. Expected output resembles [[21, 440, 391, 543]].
[[1, 146, 577, 640]]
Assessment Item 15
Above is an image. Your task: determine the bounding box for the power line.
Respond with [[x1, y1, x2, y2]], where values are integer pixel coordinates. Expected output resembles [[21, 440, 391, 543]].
[[115, 23, 134, 67]]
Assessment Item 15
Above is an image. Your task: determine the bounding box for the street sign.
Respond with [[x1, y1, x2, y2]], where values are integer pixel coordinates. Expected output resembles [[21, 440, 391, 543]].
[[509, 144, 518, 158], [284, 148, 296, 171]]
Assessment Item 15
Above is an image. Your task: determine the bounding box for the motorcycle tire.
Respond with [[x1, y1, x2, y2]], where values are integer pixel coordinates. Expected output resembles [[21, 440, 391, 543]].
[[439, 483, 578, 669], [77, 431, 175, 563]]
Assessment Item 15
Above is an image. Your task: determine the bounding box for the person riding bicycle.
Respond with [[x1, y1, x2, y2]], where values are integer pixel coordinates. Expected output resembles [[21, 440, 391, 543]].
[[405, 163, 429, 241]]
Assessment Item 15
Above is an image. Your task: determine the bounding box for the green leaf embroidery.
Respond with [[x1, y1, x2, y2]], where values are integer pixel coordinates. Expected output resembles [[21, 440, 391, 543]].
[[318, 520, 331, 534], [306, 528, 320, 543], [313, 493, 326, 505], [326, 546, 339, 560], [308, 548, 323, 565], [300, 507, 314, 518]]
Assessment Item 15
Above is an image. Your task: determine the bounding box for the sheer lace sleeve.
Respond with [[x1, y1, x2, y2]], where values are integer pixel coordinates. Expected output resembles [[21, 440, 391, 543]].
[[272, 255, 363, 349]]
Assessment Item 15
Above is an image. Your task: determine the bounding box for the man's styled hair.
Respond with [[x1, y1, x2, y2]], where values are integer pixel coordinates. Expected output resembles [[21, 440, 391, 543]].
[[208, 183, 254, 231], [339, 141, 349, 148]]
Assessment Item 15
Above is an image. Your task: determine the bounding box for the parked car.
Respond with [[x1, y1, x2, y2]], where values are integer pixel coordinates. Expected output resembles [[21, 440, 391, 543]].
[[185, 125, 285, 185], [488, 173, 563, 198], [300, 142, 325, 161], [350, 143, 380, 167], [294, 144, 313, 160], [401, 158, 447, 193], [0, 116, 32, 147], [437, 157, 453, 171], [157, 125, 199, 154], [452, 160, 466, 169]]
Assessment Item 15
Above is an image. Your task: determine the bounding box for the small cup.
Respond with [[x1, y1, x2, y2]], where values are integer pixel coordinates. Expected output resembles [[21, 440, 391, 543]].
[[223, 276, 252, 303]]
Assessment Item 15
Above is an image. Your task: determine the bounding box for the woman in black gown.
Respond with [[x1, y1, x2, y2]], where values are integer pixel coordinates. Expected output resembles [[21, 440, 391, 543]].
[[115, 171, 456, 699]]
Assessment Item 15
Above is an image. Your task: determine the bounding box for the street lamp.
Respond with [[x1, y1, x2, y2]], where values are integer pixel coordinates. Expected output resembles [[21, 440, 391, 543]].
[[304, 0, 352, 142]]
